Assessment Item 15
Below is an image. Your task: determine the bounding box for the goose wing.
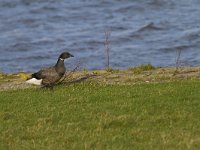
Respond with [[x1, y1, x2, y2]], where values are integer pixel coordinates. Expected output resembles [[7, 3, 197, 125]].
[[33, 67, 57, 79], [35, 67, 63, 86]]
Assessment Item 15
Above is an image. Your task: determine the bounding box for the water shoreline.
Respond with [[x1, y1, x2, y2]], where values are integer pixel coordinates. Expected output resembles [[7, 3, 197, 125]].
[[1, 0, 200, 72]]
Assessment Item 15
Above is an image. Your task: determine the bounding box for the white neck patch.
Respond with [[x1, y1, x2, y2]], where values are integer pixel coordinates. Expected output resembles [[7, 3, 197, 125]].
[[59, 58, 64, 61]]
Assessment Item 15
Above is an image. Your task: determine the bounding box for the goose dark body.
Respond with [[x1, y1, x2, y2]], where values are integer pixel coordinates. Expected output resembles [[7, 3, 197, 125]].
[[26, 52, 74, 87]]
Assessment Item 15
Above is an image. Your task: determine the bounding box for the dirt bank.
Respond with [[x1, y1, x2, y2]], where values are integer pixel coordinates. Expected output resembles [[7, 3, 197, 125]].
[[0, 66, 199, 91]]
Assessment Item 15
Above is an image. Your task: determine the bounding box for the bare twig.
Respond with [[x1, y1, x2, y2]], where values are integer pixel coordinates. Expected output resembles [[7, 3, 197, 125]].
[[176, 49, 182, 67], [58, 60, 83, 84], [173, 48, 182, 75], [104, 31, 110, 68]]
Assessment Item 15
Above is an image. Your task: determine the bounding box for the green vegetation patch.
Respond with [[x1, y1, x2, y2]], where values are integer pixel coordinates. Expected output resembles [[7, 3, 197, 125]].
[[0, 73, 19, 83], [105, 68, 120, 73], [128, 64, 156, 74], [0, 81, 200, 149]]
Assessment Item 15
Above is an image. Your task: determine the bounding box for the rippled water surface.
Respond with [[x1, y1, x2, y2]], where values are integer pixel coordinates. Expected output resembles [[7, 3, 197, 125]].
[[0, 0, 200, 73]]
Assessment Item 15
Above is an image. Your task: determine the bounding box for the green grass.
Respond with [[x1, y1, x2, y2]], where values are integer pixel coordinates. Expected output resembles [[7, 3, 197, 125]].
[[0, 81, 200, 150], [105, 68, 120, 73], [128, 64, 155, 74]]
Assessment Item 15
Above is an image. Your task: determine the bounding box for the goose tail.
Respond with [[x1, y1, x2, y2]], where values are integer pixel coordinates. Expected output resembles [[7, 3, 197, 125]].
[[26, 73, 42, 85], [26, 78, 42, 85]]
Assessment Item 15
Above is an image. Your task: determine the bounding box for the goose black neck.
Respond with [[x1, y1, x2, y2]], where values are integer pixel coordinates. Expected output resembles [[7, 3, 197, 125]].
[[55, 58, 64, 68]]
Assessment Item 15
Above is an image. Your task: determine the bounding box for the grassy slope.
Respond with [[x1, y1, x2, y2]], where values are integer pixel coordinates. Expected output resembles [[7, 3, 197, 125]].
[[0, 81, 200, 150]]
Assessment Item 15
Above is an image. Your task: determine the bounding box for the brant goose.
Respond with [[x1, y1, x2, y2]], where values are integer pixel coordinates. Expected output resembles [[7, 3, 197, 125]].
[[26, 52, 74, 87]]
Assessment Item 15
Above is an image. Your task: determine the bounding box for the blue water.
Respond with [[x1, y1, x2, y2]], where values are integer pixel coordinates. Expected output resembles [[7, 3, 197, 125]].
[[0, 0, 200, 73]]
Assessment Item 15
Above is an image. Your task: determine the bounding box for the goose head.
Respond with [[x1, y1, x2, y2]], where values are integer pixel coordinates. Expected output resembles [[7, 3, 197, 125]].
[[59, 52, 74, 60]]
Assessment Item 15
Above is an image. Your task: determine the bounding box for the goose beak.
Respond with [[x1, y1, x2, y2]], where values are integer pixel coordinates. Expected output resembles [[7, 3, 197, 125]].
[[70, 54, 74, 57]]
